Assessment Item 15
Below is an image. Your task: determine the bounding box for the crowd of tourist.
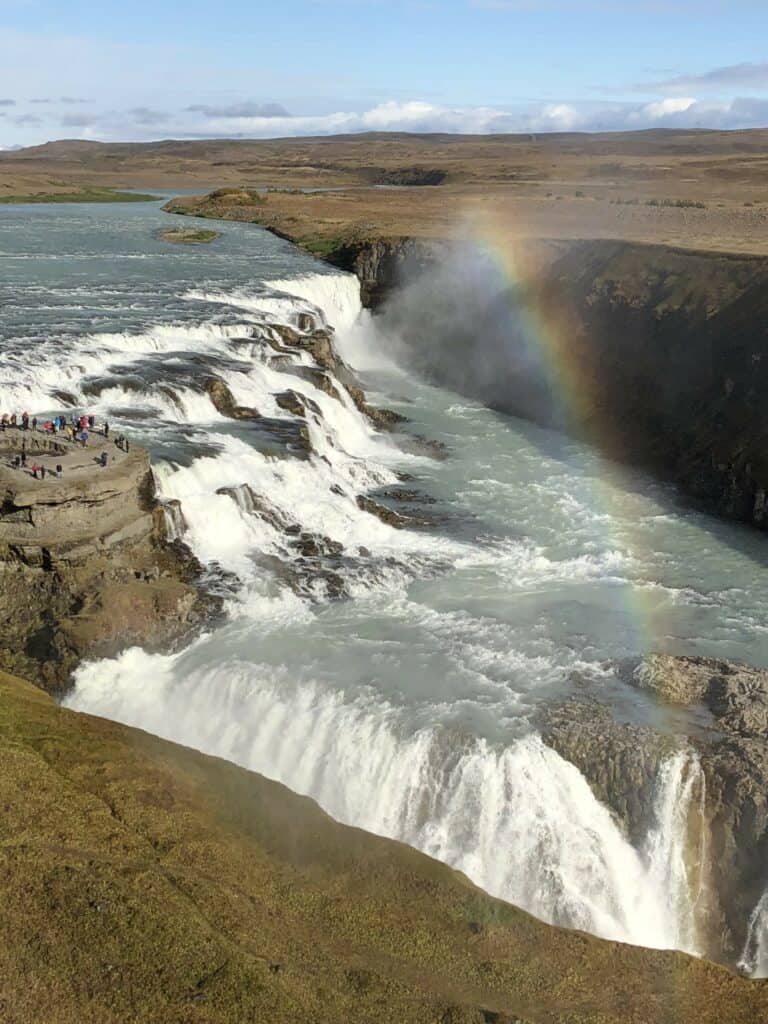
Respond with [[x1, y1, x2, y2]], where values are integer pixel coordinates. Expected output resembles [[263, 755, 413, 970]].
[[1, 410, 131, 480]]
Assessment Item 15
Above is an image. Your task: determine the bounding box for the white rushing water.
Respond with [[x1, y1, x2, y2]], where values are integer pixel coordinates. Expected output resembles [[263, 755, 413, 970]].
[[8, 200, 768, 964], [70, 646, 703, 952], [740, 890, 768, 977]]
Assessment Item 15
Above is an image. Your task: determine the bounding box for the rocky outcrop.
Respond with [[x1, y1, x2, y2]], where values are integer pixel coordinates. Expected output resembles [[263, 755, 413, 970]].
[[543, 655, 768, 964], [358, 166, 448, 187], [540, 698, 681, 847], [325, 236, 441, 309], [622, 655, 768, 960], [204, 376, 261, 419], [3, 668, 768, 1024], [0, 431, 218, 694]]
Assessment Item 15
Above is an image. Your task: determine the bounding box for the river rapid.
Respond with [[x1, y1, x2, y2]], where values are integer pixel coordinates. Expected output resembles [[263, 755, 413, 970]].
[[4, 198, 768, 965]]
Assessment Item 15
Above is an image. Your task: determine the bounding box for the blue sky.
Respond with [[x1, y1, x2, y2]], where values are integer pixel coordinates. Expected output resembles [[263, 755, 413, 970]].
[[2, 0, 768, 146]]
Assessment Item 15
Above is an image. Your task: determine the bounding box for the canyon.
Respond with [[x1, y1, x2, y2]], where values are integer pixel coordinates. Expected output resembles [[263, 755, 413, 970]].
[[4, 132, 768, 1019]]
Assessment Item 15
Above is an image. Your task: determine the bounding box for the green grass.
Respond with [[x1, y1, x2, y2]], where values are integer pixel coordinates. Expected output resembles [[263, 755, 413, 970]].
[[302, 234, 346, 257], [0, 187, 158, 204]]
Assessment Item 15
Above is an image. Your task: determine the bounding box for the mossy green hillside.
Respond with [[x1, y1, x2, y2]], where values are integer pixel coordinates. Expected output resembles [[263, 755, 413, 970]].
[[1, 671, 767, 1023]]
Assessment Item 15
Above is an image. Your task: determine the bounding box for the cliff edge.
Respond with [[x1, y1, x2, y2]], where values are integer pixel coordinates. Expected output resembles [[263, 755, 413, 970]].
[[0, 429, 217, 693]]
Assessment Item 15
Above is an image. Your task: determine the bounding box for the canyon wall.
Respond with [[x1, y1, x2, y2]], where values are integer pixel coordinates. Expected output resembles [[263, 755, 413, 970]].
[[332, 235, 768, 530]]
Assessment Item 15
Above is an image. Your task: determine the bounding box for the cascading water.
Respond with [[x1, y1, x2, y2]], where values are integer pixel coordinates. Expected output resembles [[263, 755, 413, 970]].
[[10, 200, 768, 966], [643, 751, 706, 954], [740, 890, 768, 978], [69, 649, 703, 953]]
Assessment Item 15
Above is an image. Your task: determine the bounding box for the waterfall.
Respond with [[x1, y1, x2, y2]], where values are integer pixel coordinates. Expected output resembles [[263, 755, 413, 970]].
[[266, 272, 363, 334], [67, 655, 705, 954], [159, 499, 186, 542], [739, 890, 768, 977], [643, 750, 706, 954]]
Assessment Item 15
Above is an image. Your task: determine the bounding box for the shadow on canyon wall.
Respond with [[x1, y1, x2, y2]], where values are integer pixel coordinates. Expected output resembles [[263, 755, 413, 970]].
[[370, 238, 768, 535]]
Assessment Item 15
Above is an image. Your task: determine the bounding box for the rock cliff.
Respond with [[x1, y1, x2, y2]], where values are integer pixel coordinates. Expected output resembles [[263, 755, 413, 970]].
[[336, 235, 768, 531], [2, 668, 767, 1024], [0, 431, 218, 693], [543, 655, 768, 964]]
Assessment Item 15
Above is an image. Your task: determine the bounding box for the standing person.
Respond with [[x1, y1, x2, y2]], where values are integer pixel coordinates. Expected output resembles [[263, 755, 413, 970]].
[[20, 451, 26, 467], [40, 465, 46, 480], [32, 416, 37, 432], [103, 421, 109, 438], [88, 414, 95, 430], [10, 414, 16, 427], [80, 430, 89, 448], [21, 412, 29, 431]]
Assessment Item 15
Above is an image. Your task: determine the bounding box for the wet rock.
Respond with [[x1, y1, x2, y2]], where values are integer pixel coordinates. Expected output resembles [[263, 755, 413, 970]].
[[539, 698, 680, 846], [204, 377, 260, 420], [269, 323, 302, 348], [216, 485, 296, 534], [380, 488, 437, 504], [401, 436, 449, 460], [255, 552, 349, 602], [51, 389, 78, 407], [343, 382, 408, 429], [275, 390, 321, 419], [282, 365, 343, 403], [622, 654, 768, 739], [550, 655, 768, 963], [291, 532, 344, 559], [356, 495, 431, 529]]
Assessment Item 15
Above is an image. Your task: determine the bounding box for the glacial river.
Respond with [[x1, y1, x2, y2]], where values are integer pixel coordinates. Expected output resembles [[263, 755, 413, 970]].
[[3, 197, 768, 962]]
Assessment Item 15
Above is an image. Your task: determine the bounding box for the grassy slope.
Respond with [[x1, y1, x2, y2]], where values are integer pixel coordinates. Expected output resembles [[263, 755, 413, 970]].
[[1, 671, 766, 1023]]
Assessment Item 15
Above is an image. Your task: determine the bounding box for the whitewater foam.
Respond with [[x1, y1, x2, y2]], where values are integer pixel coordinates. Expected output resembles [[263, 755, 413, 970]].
[[66, 649, 703, 953]]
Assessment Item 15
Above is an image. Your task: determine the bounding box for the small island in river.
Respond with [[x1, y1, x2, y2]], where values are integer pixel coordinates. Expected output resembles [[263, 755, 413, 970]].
[[158, 225, 219, 244]]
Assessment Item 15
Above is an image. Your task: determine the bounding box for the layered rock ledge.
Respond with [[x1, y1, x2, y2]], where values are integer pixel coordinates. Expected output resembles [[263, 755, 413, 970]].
[[0, 430, 218, 693]]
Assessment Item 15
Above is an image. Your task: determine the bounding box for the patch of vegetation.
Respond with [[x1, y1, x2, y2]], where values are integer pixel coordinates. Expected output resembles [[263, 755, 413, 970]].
[[208, 187, 267, 204], [0, 187, 158, 204], [302, 234, 346, 257], [158, 227, 219, 245], [646, 198, 707, 209]]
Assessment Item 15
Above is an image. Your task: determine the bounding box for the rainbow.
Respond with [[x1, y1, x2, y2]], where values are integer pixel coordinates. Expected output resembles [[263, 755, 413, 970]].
[[467, 212, 700, 658]]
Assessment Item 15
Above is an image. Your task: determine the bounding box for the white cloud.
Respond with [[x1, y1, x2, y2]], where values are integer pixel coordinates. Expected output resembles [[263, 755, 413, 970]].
[[4, 94, 768, 149], [639, 61, 768, 94], [632, 96, 696, 120]]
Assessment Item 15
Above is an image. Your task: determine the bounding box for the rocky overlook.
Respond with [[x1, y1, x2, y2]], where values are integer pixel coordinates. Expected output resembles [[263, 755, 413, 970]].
[[0, 428, 217, 693]]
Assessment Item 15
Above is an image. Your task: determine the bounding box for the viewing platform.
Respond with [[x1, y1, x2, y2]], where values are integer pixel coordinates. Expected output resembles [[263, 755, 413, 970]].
[[0, 427, 155, 560]]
